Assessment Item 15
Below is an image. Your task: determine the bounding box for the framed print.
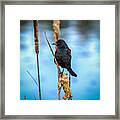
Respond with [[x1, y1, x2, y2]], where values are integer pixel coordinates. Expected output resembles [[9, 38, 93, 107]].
[[0, 0, 119, 119]]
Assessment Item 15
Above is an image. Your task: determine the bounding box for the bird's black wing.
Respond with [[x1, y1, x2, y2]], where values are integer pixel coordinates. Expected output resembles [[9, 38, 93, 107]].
[[61, 48, 71, 68], [55, 47, 72, 69], [55, 49, 64, 67]]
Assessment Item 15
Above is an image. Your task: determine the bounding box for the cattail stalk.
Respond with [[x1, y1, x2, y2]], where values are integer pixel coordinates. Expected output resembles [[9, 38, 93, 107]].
[[53, 20, 60, 42], [44, 32, 60, 71], [44, 31, 61, 100], [33, 20, 41, 100], [27, 70, 38, 87], [53, 20, 61, 99], [53, 20, 61, 74], [53, 20, 72, 100]]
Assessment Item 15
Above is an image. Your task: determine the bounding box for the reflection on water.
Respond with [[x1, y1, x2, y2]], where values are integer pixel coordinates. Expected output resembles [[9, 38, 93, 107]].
[[20, 20, 100, 100]]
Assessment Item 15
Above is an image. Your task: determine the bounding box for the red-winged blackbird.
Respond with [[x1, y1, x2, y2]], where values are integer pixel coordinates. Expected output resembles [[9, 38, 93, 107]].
[[52, 39, 77, 77]]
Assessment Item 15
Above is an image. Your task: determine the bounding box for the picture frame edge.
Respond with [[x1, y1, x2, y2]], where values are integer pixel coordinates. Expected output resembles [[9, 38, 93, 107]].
[[0, 0, 119, 119]]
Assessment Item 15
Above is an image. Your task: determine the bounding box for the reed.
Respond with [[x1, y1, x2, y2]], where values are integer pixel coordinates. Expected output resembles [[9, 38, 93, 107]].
[[33, 20, 41, 100], [53, 20, 60, 42], [43, 28, 60, 100], [43, 21, 72, 100], [53, 20, 61, 100], [24, 96, 27, 100], [53, 20, 72, 100], [58, 73, 72, 100], [33, 94, 36, 100], [27, 70, 38, 87]]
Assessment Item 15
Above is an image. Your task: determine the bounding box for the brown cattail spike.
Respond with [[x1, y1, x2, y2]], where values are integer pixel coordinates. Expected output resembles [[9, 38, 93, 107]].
[[33, 20, 39, 54], [53, 20, 60, 42], [58, 73, 72, 100], [53, 20, 72, 100], [33, 20, 41, 100]]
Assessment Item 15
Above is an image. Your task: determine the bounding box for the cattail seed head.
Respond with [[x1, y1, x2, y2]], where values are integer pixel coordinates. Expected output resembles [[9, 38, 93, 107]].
[[33, 20, 39, 54]]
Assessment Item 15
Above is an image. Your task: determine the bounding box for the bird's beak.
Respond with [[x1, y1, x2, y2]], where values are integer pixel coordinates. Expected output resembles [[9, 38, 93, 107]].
[[52, 43, 56, 45]]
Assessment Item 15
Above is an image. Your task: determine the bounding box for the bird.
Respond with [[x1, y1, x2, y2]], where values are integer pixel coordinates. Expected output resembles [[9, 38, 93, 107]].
[[52, 39, 77, 77]]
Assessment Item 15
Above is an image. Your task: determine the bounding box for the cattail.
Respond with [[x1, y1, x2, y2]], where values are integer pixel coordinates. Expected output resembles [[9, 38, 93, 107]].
[[53, 20, 60, 42], [44, 21, 72, 100], [53, 20, 72, 100], [58, 73, 72, 100], [53, 20, 61, 100], [33, 20, 41, 100], [53, 20, 61, 74], [33, 20, 39, 54]]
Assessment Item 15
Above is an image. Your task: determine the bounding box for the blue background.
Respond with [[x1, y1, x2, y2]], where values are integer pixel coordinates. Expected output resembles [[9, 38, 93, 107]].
[[20, 20, 100, 100]]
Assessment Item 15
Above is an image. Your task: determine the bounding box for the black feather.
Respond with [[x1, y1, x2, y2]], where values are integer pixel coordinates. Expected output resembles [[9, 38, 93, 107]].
[[54, 39, 77, 77]]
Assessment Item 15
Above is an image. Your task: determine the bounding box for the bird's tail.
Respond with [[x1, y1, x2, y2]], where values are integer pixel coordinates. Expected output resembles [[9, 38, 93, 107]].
[[68, 68, 77, 77]]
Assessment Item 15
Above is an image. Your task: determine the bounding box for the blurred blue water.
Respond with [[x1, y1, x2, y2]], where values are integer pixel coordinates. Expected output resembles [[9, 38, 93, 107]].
[[20, 20, 100, 100]]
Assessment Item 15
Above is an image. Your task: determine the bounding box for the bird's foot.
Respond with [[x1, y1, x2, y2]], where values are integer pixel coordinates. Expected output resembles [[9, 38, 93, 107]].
[[68, 96, 72, 100]]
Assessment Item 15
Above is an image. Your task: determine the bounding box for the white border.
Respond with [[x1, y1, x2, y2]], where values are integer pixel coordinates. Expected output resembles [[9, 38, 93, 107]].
[[5, 5, 115, 115]]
